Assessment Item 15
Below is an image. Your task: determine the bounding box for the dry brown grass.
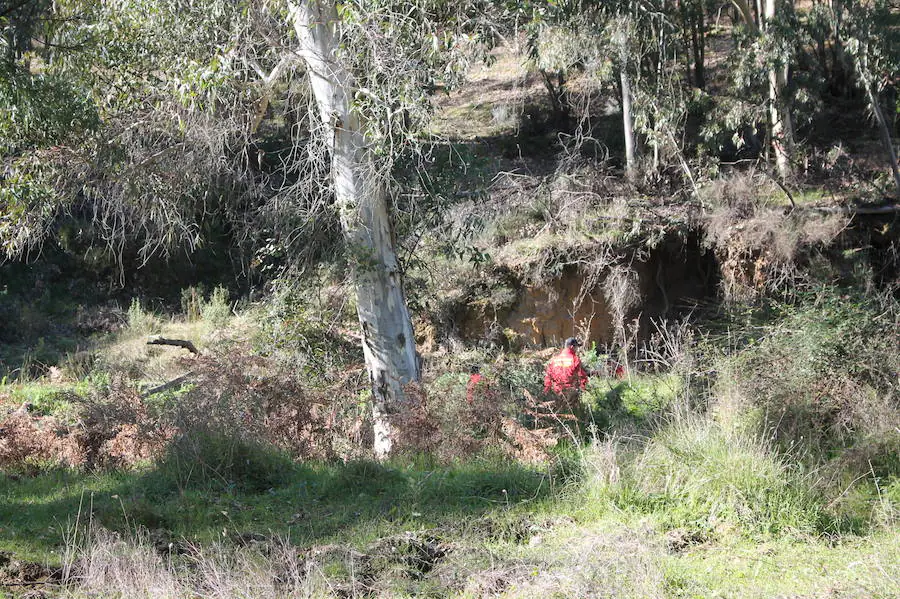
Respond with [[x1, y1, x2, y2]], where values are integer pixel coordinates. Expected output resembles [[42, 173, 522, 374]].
[[61, 522, 667, 599], [391, 378, 561, 463], [0, 379, 174, 472], [495, 528, 666, 599], [65, 528, 322, 599], [702, 172, 850, 301], [429, 43, 545, 140]]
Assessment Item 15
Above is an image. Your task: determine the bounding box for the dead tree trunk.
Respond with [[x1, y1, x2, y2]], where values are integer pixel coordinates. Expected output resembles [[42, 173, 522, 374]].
[[289, 0, 420, 459]]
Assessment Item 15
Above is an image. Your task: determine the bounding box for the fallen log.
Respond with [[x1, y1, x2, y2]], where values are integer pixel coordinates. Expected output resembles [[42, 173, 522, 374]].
[[146, 337, 199, 354], [141, 371, 196, 398], [807, 204, 899, 215]]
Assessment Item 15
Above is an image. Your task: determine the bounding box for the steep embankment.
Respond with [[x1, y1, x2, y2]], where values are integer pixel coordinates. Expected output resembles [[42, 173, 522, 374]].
[[410, 43, 898, 354]]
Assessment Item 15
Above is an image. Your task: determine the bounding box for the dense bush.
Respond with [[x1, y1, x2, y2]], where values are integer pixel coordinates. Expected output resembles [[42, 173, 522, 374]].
[[716, 290, 900, 473], [253, 279, 362, 385]]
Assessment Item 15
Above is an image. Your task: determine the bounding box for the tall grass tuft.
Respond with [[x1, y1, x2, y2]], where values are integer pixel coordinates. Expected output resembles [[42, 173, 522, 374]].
[[634, 419, 824, 535], [200, 286, 232, 328], [147, 432, 295, 495], [65, 528, 322, 599], [69, 528, 181, 599], [578, 419, 825, 537]]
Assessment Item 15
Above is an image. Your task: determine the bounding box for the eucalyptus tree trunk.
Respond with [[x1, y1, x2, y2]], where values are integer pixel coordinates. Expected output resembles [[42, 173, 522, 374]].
[[866, 81, 900, 196], [731, 0, 758, 34], [764, 0, 794, 179], [621, 69, 637, 179], [857, 48, 900, 196], [288, 0, 420, 459]]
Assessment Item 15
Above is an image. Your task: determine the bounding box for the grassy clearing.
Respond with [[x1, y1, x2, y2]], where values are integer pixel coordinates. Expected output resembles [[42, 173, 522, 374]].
[[0, 455, 560, 566], [4, 450, 896, 597]]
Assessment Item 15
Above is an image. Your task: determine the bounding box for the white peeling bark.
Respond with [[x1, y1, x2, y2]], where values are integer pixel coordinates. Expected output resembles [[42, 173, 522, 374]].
[[288, 0, 420, 459], [764, 0, 795, 180], [621, 69, 637, 180], [768, 64, 794, 179]]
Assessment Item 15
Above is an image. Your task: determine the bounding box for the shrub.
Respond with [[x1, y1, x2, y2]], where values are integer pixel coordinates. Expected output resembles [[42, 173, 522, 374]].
[[716, 290, 900, 470], [200, 286, 232, 328], [579, 420, 825, 537], [632, 420, 824, 535], [387, 361, 565, 463], [252, 281, 361, 385], [0, 412, 84, 474], [0, 379, 173, 474], [126, 298, 162, 335], [174, 349, 365, 461]]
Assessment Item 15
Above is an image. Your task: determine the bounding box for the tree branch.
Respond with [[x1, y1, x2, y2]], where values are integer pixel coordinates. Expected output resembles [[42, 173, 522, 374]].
[[146, 337, 199, 354]]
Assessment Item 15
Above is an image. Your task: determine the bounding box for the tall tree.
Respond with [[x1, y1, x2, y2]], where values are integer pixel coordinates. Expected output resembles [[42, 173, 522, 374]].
[[3, 0, 473, 457], [287, 0, 420, 458], [678, 0, 708, 89], [840, 0, 900, 196]]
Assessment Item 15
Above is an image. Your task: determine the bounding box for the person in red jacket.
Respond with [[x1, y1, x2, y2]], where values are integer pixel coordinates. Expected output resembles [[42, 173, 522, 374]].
[[466, 365, 484, 404], [544, 337, 590, 395]]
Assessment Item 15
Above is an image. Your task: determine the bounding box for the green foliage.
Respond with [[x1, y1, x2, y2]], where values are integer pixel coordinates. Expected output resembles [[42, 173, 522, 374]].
[[333, 0, 476, 152], [637, 421, 824, 535], [253, 278, 361, 384], [200, 286, 232, 328], [0, 381, 82, 418], [582, 373, 683, 432], [580, 420, 826, 537], [718, 289, 899, 464], [492, 357, 545, 400], [0, 165, 60, 260], [126, 298, 162, 335], [0, 71, 98, 155]]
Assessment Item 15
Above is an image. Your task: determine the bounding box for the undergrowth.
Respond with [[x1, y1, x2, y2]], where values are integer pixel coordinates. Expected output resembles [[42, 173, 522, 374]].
[[1, 284, 898, 597]]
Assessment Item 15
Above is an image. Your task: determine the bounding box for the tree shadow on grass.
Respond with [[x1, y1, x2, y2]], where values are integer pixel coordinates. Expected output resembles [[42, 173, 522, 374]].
[[0, 455, 564, 563]]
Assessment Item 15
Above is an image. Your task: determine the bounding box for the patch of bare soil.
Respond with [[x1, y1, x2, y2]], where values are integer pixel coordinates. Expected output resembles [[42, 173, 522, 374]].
[[296, 531, 452, 597], [0, 551, 62, 594]]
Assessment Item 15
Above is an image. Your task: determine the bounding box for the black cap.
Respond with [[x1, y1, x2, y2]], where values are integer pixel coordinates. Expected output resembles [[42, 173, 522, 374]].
[[564, 337, 582, 348]]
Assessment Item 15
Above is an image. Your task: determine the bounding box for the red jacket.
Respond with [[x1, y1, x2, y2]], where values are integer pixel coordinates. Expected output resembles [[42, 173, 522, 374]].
[[466, 372, 484, 404], [544, 347, 589, 394]]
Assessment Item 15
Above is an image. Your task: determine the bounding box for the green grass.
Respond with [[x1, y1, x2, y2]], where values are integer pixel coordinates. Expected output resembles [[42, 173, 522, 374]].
[[0, 456, 560, 567], [568, 417, 838, 541], [582, 372, 684, 430], [1, 288, 897, 596], [634, 420, 825, 535], [664, 532, 900, 598], [2, 423, 897, 597]]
